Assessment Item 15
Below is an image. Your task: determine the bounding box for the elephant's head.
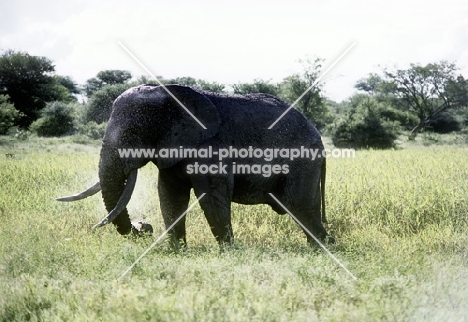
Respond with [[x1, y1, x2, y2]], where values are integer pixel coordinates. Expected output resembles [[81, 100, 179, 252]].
[[57, 85, 221, 234]]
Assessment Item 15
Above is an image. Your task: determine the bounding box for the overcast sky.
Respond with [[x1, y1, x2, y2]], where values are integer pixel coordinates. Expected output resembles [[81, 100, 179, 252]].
[[1, 0, 467, 101]]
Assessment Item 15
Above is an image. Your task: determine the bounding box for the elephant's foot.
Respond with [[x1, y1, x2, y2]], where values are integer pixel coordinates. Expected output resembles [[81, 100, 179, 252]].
[[308, 234, 335, 249], [166, 234, 188, 252], [325, 235, 336, 244], [131, 220, 154, 236]]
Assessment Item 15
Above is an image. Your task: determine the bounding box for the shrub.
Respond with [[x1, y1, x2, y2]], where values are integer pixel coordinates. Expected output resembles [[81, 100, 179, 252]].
[[378, 107, 419, 130], [426, 111, 463, 133], [0, 95, 21, 134], [332, 97, 401, 149], [30, 101, 76, 137], [7, 127, 31, 140], [77, 121, 107, 140], [85, 83, 132, 123]]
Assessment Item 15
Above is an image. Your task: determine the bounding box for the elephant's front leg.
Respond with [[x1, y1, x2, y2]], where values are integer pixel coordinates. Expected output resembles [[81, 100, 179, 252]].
[[158, 167, 191, 249]]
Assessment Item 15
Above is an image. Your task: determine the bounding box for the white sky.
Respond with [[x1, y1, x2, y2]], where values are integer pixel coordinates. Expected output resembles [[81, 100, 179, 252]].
[[1, 0, 467, 101]]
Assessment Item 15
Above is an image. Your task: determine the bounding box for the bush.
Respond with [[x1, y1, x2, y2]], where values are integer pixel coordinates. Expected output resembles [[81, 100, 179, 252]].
[[85, 83, 132, 123], [7, 127, 31, 140], [426, 111, 463, 133], [77, 121, 107, 140], [30, 101, 76, 137], [378, 107, 419, 130], [332, 96, 401, 149], [0, 95, 21, 134]]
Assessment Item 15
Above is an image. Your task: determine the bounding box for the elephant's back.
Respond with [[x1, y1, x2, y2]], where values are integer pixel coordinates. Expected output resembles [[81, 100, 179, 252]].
[[204, 92, 323, 149]]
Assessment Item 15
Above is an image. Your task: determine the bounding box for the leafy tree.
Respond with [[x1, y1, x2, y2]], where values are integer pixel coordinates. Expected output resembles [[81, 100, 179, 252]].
[[278, 58, 330, 130], [84, 77, 105, 96], [135, 75, 226, 93], [85, 83, 133, 123], [232, 79, 279, 95], [84, 70, 132, 96], [55, 75, 80, 96], [332, 95, 401, 149], [98, 70, 132, 85], [382, 61, 468, 138], [355, 73, 383, 96], [0, 95, 21, 134], [0, 50, 70, 127], [196, 79, 226, 93], [165, 76, 198, 87], [30, 101, 76, 136], [164, 76, 226, 93]]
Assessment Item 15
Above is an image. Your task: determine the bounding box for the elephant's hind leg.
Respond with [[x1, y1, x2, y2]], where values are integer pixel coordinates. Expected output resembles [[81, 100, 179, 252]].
[[284, 162, 329, 244], [198, 193, 233, 245]]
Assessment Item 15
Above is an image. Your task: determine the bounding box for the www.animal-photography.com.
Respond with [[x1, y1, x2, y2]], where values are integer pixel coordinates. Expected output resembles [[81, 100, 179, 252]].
[[1, 1, 468, 321]]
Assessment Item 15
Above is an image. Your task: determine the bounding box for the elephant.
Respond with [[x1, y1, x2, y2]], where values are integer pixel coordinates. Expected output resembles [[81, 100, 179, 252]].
[[57, 84, 334, 247]]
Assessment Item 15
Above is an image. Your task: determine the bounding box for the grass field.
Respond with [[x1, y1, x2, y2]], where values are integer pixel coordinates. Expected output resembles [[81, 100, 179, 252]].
[[0, 136, 467, 321]]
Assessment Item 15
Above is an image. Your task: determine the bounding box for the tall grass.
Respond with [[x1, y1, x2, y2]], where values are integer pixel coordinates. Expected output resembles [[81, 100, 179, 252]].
[[0, 137, 467, 321]]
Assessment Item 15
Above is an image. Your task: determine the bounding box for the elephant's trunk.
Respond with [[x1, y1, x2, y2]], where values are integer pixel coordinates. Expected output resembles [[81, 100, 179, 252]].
[[56, 182, 101, 201], [97, 167, 138, 234]]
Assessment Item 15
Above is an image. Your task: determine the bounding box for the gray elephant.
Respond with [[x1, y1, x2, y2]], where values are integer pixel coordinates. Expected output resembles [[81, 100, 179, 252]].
[[58, 84, 333, 246]]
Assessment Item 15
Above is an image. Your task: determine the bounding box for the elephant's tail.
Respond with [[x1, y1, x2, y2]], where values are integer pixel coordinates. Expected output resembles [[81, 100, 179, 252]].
[[320, 159, 327, 223]]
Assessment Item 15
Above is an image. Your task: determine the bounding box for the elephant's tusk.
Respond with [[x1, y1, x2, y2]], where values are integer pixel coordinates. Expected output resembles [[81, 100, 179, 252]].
[[56, 182, 101, 201], [92, 169, 138, 229]]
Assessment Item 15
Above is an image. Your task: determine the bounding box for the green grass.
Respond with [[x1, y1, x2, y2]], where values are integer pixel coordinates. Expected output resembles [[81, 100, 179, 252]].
[[0, 136, 468, 321]]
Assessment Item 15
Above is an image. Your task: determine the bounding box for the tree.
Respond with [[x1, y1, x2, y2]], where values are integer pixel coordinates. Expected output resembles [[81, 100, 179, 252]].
[[279, 58, 330, 130], [382, 61, 468, 138], [196, 79, 226, 93], [332, 95, 401, 149], [84, 70, 132, 96], [55, 75, 80, 96], [232, 79, 279, 95], [0, 95, 21, 134], [98, 70, 132, 85], [355, 73, 383, 96], [0, 50, 64, 127], [164, 76, 226, 93]]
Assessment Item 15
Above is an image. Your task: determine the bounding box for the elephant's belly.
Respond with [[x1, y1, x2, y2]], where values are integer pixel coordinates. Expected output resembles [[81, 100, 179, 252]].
[[231, 174, 285, 205]]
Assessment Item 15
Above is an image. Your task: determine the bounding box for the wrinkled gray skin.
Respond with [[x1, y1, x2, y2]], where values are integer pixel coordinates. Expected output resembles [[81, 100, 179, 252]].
[[58, 84, 333, 246]]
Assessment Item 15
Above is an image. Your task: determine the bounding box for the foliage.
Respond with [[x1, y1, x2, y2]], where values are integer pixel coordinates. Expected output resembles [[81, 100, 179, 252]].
[[0, 140, 467, 320], [162, 76, 226, 93], [232, 79, 279, 95], [0, 50, 77, 127], [77, 121, 107, 140], [358, 61, 468, 138], [85, 83, 133, 123], [426, 110, 463, 133], [196, 80, 226, 93], [8, 127, 31, 140], [355, 73, 383, 95], [30, 101, 76, 137], [332, 95, 401, 149], [55, 75, 80, 96], [0, 95, 21, 134], [84, 70, 132, 96], [278, 58, 331, 130]]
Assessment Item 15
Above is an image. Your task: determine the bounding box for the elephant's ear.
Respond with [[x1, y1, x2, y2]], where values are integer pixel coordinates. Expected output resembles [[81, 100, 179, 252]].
[[153, 85, 221, 169]]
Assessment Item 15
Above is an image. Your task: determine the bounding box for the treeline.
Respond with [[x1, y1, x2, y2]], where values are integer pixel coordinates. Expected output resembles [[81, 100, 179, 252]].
[[1, 50, 467, 148]]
